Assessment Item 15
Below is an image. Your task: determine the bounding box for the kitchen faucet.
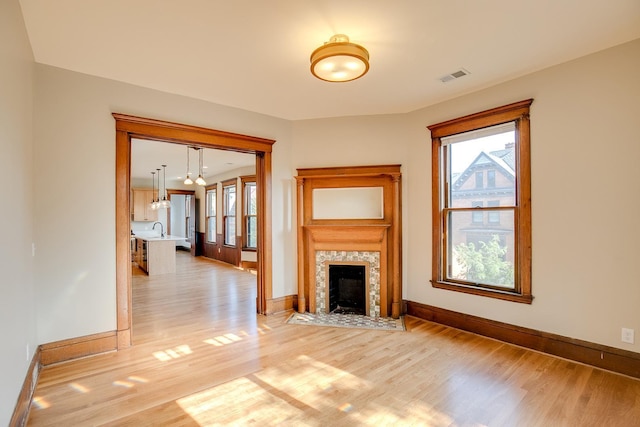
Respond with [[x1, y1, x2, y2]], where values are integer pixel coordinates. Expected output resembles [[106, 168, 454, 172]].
[[152, 222, 165, 238]]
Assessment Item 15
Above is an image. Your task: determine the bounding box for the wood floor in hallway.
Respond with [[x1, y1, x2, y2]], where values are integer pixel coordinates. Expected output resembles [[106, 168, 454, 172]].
[[27, 252, 640, 426]]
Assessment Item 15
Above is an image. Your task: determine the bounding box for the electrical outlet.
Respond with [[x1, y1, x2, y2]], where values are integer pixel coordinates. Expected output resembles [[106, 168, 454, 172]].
[[621, 328, 635, 344]]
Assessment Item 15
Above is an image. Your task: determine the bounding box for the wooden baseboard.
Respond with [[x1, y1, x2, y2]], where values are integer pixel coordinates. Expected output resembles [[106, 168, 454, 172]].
[[265, 295, 297, 315], [40, 331, 118, 366], [117, 328, 131, 350], [240, 261, 257, 271], [10, 346, 41, 427], [405, 300, 640, 379]]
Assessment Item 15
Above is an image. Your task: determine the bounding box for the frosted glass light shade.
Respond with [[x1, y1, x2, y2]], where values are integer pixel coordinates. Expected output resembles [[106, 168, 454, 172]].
[[310, 34, 369, 82]]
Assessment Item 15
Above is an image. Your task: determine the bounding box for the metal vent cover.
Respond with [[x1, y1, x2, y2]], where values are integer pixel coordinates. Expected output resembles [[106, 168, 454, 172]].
[[439, 68, 470, 83]]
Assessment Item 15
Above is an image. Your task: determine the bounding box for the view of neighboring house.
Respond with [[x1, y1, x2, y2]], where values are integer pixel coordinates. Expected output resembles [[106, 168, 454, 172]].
[[445, 124, 519, 288], [452, 144, 516, 248]]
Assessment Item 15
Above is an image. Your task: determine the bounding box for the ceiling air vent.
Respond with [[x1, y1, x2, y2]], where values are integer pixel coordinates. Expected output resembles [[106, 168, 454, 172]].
[[439, 68, 470, 83]]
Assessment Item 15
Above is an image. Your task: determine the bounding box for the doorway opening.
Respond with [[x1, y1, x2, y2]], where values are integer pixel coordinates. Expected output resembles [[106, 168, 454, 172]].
[[114, 113, 275, 349]]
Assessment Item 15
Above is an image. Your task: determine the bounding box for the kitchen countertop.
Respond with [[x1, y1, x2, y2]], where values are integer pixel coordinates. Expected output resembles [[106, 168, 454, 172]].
[[133, 234, 186, 242]]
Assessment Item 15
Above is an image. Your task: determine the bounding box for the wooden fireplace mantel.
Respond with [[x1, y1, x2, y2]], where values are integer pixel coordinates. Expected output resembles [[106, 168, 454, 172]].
[[304, 224, 390, 246], [295, 165, 402, 318]]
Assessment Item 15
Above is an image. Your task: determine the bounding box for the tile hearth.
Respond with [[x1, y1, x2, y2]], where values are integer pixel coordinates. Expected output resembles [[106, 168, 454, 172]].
[[286, 312, 405, 331]]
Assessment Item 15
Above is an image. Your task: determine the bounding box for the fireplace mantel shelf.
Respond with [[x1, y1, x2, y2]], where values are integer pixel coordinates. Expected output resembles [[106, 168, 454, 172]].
[[304, 224, 390, 245], [303, 224, 390, 228]]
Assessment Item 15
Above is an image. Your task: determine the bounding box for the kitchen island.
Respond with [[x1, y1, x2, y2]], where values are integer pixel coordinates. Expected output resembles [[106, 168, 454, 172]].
[[134, 235, 185, 275]]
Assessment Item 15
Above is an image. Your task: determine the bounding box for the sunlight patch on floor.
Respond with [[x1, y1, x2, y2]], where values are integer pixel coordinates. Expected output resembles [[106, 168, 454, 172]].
[[128, 375, 149, 384], [31, 396, 51, 410], [203, 328, 255, 347], [113, 380, 135, 388], [177, 376, 303, 425], [347, 400, 455, 426], [69, 382, 90, 393], [256, 324, 272, 335], [112, 375, 150, 390], [253, 354, 370, 411], [176, 354, 374, 424], [175, 353, 459, 424], [152, 344, 193, 361], [203, 332, 243, 347]]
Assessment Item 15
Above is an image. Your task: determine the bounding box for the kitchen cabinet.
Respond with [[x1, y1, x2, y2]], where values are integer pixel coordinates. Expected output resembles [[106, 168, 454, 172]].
[[135, 235, 184, 275], [132, 189, 158, 221], [136, 238, 147, 272]]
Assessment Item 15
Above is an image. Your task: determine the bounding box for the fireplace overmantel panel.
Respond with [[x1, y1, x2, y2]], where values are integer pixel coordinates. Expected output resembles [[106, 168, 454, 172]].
[[296, 165, 402, 318]]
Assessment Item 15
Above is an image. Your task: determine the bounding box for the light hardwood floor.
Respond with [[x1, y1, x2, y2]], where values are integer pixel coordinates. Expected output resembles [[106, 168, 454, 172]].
[[27, 252, 640, 426]]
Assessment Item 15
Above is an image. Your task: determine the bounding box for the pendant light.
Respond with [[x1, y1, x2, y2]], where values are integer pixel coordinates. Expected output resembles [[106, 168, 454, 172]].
[[159, 164, 171, 209], [151, 168, 161, 210], [149, 171, 158, 210], [183, 146, 193, 185], [195, 148, 207, 186]]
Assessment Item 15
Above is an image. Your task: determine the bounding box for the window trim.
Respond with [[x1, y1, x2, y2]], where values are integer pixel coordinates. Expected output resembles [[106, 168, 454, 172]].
[[428, 99, 533, 304], [205, 184, 217, 244], [222, 178, 237, 247], [241, 175, 257, 251]]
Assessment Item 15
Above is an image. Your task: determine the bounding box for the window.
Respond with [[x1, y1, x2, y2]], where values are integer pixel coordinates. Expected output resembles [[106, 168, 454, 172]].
[[205, 187, 216, 243], [471, 201, 483, 224], [185, 194, 192, 239], [488, 200, 500, 224], [241, 176, 257, 250], [487, 170, 496, 188], [428, 99, 533, 303], [475, 171, 483, 189], [223, 180, 236, 246]]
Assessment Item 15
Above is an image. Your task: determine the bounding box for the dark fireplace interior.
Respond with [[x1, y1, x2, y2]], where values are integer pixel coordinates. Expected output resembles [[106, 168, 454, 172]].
[[329, 265, 366, 315]]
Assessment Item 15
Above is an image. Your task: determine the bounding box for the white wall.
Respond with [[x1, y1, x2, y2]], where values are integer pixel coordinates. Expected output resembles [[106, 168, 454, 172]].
[[0, 0, 37, 423], [33, 65, 294, 344], [292, 39, 640, 352], [404, 38, 640, 351], [406, 38, 640, 351]]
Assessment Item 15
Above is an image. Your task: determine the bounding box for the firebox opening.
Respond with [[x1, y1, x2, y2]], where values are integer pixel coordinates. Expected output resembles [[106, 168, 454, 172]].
[[329, 265, 366, 315]]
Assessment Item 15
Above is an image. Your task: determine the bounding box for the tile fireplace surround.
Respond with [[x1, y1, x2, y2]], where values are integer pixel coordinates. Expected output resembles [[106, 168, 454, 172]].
[[295, 165, 402, 318], [315, 251, 381, 318]]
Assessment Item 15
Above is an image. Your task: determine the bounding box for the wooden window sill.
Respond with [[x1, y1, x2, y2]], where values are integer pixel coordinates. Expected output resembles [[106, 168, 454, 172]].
[[431, 280, 533, 304]]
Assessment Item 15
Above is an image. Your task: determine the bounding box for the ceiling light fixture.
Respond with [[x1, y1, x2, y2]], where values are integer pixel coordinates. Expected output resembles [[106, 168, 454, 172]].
[[310, 34, 369, 82], [149, 171, 158, 210], [159, 165, 171, 209], [195, 148, 206, 186], [184, 146, 193, 185], [150, 169, 160, 210], [154, 168, 162, 209]]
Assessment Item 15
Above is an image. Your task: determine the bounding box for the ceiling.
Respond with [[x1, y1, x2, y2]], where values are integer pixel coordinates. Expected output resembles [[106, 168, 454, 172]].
[[18, 1, 640, 179], [19, 0, 640, 122], [131, 139, 255, 183]]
